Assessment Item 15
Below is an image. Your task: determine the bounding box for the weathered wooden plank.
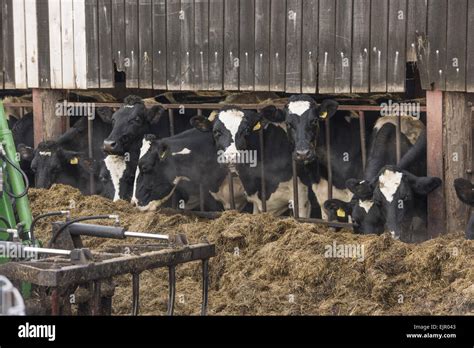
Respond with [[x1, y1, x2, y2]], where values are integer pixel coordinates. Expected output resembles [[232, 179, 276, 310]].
[[0, 0, 3, 89], [239, 0, 255, 91], [152, 0, 166, 89], [446, 0, 467, 91], [61, 0, 76, 88], [2, 0, 14, 88], [269, 0, 285, 91], [351, 0, 370, 93], [125, 0, 139, 88], [223, 0, 239, 90], [335, 0, 352, 93], [180, 0, 194, 90], [36, 0, 50, 88], [166, 0, 181, 90], [112, 0, 126, 72], [318, 0, 336, 94], [208, 0, 224, 90], [286, 0, 302, 93], [13, 0, 27, 89], [254, 0, 270, 91], [387, 0, 407, 92], [467, 0, 474, 92], [74, 0, 88, 89], [138, 0, 153, 89], [25, 0, 39, 88], [301, 0, 318, 93], [427, 0, 447, 90], [369, 0, 388, 92], [406, 0, 427, 62], [194, 0, 209, 90], [98, 0, 114, 88], [85, 0, 100, 88]]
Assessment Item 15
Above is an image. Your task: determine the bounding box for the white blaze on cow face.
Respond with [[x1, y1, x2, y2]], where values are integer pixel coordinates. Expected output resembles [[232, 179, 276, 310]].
[[131, 138, 153, 206], [358, 199, 374, 214], [172, 147, 191, 156], [104, 155, 127, 201], [218, 109, 244, 160], [378, 169, 403, 203], [287, 101, 311, 116]]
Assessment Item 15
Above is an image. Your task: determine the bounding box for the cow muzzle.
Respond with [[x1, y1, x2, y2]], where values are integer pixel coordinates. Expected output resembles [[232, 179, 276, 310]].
[[103, 140, 118, 154]]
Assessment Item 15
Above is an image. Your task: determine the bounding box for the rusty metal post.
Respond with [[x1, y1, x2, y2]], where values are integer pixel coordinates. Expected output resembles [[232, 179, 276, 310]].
[[51, 288, 59, 315], [358, 111, 367, 172], [325, 118, 333, 200], [132, 273, 140, 316], [91, 280, 101, 316], [201, 259, 209, 316], [168, 109, 177, 209], [88, 118, 95, 194], [167, 265, 176, 316], [395, 113, 401, 164], [259, 128, 267, 212], [292, 157, 299, 219]]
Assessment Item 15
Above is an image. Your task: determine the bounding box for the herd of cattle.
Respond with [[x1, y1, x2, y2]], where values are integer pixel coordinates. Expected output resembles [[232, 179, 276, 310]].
[[4, 94, 473, 242]]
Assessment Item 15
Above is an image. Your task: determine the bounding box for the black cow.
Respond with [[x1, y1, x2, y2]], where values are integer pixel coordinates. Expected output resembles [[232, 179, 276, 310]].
[[454, 178, 474, 240], [30, 110, 112, 193], [135, 131, 247, 211], [191, 106, 313, 216]]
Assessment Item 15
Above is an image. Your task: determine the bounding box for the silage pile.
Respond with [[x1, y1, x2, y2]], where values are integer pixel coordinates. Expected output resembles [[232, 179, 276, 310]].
[[29, 185, 473, 315]]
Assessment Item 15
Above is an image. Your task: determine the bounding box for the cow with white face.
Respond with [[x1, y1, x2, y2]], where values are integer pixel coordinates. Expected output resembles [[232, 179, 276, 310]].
[[191, 105, 312, 217], [454, 178, 474, 240]]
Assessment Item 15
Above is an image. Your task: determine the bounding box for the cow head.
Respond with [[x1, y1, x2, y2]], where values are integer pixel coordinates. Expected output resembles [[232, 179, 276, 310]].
[[191, 106, 263, 167], [31, 141, 83, 188], [373, 166, 441, 239], [258, 95, 339, 162], [102, 96, 165, 155]]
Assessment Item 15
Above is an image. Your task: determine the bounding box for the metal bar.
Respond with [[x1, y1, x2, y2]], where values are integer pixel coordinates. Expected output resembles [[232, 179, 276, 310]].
[[91, 280, 101, 316], [132, 273, 140, 316], [51, 288, 59, 315], [358, 111, 367, 172], [292, 157, 299, 219], [88, 117, 95, 195], [201, 259, 209, 316], [199, 184, 205, 212], [325, 118, 333, 200], [395, 113, 401, 164], [168, 109, 177, 210], [124, 231, 169, 240], [167, 265, 176, 316], [228, 171, 235, 210], [259, 128, 266, 212]]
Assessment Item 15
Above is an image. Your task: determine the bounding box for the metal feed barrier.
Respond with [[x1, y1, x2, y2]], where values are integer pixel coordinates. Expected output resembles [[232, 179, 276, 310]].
[[2, 99, 445, 230], [0, 217, 215, 316]]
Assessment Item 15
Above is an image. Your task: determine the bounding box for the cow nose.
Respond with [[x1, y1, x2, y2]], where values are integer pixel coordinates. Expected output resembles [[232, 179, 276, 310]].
[[103, 140, 117, 152], [295, 149, 310, 160]]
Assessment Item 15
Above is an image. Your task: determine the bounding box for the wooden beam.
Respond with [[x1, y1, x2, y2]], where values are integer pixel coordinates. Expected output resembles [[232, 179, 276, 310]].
[[426, 90, 446, 237], [32, 89, 65, 147], [443, 92, 473, 233]]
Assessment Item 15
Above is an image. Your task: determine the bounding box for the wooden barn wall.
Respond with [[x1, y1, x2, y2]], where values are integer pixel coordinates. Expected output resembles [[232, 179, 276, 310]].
[[0, 0, 473, 93]]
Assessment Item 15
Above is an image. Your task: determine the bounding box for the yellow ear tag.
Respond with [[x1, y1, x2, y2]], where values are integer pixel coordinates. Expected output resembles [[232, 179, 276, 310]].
[[336, 208, 346, 218], [320, 111, 328, 119], [252, 122, 262, 131], [70, 157, 79, 165]]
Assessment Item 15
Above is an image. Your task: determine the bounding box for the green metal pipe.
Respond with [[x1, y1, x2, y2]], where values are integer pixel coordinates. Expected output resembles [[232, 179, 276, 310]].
[[0, 101, 32, 236]]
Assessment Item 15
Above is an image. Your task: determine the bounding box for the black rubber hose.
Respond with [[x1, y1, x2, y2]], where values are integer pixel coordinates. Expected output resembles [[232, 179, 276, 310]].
[[0, 152, 29, 199], [0, 216, 11, 228], [30, 211, 68, 245], [48, 215, 114, 247]]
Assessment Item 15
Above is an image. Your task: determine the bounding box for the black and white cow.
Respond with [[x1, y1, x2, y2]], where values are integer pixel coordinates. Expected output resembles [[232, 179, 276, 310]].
[[135, 130, 247, 211], [101, 96, 197, 201], [191, 105, 313, 217], [454, 178, 474, 240]]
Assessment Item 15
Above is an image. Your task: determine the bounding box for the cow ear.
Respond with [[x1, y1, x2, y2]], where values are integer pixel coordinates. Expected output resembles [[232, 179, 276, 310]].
[[406, 174, 442, 195], [145, 105, 166, 125], [260, 105, 285, 123], [96, 107, 114, 123], [317, 99, 338, 120], [323, 199, 352, 217], [346, 178, 375, 199], [190, 115, 212, 132]]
